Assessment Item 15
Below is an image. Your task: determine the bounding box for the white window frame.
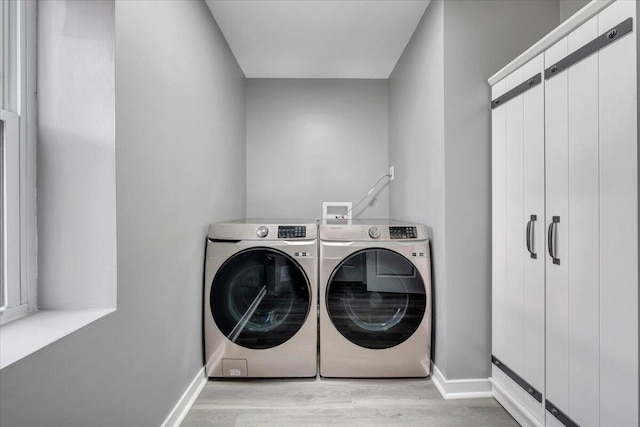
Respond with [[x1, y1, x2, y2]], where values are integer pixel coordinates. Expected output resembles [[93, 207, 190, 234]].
[[0, 0, 37, 326]]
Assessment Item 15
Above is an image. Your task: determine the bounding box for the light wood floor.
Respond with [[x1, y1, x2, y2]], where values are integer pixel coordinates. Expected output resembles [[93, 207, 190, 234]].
[[181, 378, 517, 426]]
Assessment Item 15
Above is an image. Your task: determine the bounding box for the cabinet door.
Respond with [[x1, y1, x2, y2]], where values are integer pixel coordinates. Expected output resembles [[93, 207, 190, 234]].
[[504, 66, 525, 402], [545, 1, 639, 425], [521, 54, 545, 423], [544, 33, 570, 418], [566, 16, 600, 426], [598, 1, 638, 425], [492, 56, 546, 422], [546, 15, 601, 426], [492, 70, 525, 401]]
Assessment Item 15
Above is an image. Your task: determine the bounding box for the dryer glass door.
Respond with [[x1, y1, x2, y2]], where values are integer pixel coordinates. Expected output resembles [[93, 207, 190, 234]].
[[327, 248, 426, 349], [210, 248, 311, 350]]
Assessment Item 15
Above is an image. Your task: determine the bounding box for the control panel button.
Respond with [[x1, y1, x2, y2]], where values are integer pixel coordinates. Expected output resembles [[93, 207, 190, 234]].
[[368, 226, 381, 239], [256, 226, 269, 238]]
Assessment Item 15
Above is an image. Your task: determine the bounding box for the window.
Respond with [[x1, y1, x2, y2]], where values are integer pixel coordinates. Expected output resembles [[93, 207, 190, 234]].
[[0, 0, 37, 325]]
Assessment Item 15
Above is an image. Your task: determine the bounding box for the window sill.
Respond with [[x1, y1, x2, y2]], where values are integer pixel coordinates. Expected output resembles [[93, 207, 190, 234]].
[[0, 308, 115, 370]]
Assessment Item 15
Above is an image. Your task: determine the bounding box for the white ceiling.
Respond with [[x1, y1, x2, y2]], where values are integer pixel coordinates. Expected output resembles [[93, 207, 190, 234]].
[[205, 0, 431, 79]]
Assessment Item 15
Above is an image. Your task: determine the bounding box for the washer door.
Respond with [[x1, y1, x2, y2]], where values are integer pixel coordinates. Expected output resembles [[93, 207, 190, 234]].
[[326, 248, 426, 349], [210, 248, 311, 350]]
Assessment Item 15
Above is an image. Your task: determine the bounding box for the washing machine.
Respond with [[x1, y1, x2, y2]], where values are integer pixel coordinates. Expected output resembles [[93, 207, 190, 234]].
[[319, 219, 432, 378], [204, 219, 318, 378]]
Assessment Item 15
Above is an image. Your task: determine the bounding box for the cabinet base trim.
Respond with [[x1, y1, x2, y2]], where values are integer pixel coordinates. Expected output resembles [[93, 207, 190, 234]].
[[491, 378, 545, 427], [430, 363, 492, 399]]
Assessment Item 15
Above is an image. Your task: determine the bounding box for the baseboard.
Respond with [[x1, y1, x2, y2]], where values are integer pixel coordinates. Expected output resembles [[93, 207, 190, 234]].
[[490, 378, 545, 427], [161, 367, 207, 427], [430, 363, 493, 399]]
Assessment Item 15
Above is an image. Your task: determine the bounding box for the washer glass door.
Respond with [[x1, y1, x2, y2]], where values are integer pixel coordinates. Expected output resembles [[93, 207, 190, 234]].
[[326, 248, 426, 349], [210, 248, 311, 349]]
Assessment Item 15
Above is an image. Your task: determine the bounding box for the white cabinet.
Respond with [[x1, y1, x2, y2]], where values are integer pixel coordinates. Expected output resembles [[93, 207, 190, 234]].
[[491, 1, 638, 426]]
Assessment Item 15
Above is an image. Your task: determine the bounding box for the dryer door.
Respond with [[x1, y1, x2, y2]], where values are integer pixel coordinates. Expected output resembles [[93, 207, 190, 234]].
[[326, 248, 426, 349], [210, 248, 311, 350]]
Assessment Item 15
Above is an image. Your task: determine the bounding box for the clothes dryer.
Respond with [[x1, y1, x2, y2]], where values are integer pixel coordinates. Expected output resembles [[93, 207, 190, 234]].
[[204, 219, 317, 378], [319, 219, 432, 377]]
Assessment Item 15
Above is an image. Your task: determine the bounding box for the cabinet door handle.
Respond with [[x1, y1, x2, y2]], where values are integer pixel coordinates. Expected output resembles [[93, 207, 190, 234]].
[[547, 216, 560, 265], [526, 214, 537, 259]]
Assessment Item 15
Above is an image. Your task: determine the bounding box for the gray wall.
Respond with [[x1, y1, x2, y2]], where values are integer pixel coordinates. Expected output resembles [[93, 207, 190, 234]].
[[389, 0, 559, 380], [246, 79, 389, 220], [560, 0, 591, 22], [389, 0, 447, 373], [37, 0, 117, 309], [442, 0, 559, 380], [0, 1, 246, 426]]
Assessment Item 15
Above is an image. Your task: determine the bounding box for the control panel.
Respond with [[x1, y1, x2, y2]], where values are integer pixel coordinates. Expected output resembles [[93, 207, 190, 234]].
[[389, 226, 418, 239], [278, 225, 307, 239]]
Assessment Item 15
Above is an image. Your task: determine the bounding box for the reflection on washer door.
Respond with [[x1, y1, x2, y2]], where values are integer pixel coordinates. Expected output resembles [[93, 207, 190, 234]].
[[327, 249, 426, 350], [343, 287, 408, 332], [210, 248, 311, 350]]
